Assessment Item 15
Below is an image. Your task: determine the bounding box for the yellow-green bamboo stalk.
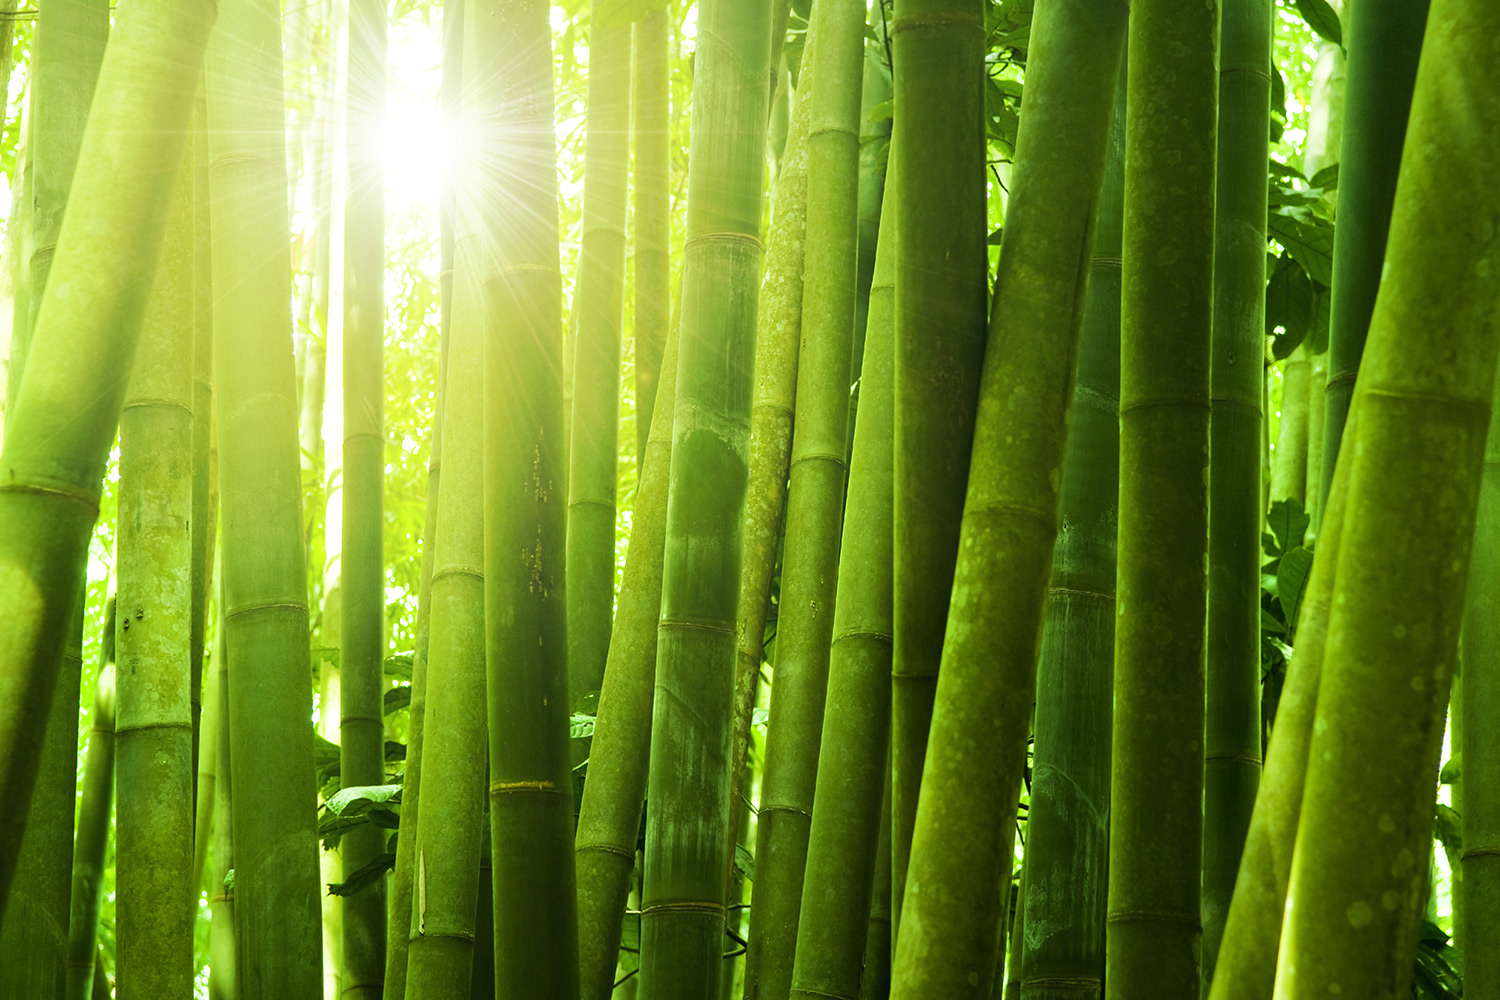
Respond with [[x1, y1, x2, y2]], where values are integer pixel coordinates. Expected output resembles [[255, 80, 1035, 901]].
[[633, 8, 672, 462], [66, 626, 115, 1000]]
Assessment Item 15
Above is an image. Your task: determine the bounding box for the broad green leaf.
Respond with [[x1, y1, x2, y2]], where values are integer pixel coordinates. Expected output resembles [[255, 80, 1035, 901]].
[[383, 684, 412, 715], [571, 713, 596, 740], [1268, 210, 1335, 286], [325, 783, 403, 817], [327, 852, 396, 897], [734, 843, 756, 883], [1276, 547, 1314, 634], [1292, 0, 1343, 46], [1440, 755, 1461, 784], [1266, 498, 1311, 554], [1309, 162, 1339, 191], [1261, 607, 1287, 635], [1434, 803, 1463, 860], [1266, 254, 1314, 358]]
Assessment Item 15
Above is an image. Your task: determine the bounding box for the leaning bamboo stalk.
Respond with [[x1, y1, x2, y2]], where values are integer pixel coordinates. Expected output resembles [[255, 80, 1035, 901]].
[[66, 612, 116, 1000], [632, 9, 672, 461]]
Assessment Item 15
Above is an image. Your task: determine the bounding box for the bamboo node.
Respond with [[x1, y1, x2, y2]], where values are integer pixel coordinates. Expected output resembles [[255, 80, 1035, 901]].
[[489, 779, 567, 796], [576, 842, 636, 862], [684, 231, 763, 253], [1204, 751, 1262, 766], [890, 11, 985, 33], [658, 618, 736, 637], [641, 900, 725, 916], [0, 479, 100, 512], [1105, 908, 1202, 929], [758, 803, 812, 820]]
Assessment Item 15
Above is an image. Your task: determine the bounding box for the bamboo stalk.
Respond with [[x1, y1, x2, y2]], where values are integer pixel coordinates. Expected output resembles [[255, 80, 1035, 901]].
[[66, 615, 116, 1000], [633, 9, 672, 463]]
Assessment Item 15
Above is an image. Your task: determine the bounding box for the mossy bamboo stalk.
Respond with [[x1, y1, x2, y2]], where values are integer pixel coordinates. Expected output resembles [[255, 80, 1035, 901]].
[[66, 631, 116, 1000], [0, 0, 215, 914], [386, 6, 462, 997], [1201, 0, 1271, 984], [1318, 0, 1430, 499], [567, 5, 633, 710], [786, 174, 895, 1000], [1272, 5, 1500, 992], [206, 0, 324, 993], [340, 0, 389, 989], [633, 8, 672, 463], [639, 1, 771, 995], [575, 321, 680, 1000], [888, 0, 989, 931], [1269, 345, 1310, 506], [728, 40, 815, 855], [1017, 62, 1124, 1000], [888, 5, 1125, 995], [744, 1, 864, 995], [1204, 409, 1352, 1000], [1462, 343, 1500, 1000], [468, 3, 578, 994], [400, 224, 487, 1000], [114, 133, 197, 1000], [1106, 0, 1218, 994]]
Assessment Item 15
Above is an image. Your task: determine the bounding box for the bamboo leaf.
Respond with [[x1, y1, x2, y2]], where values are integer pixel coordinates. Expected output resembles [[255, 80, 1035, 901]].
[[1266, 499, 1310, 554], [1440, 755, 1461, 784], [1289, 0, 1342, 46], [1268, 210, 1334, 286], [327, 852, 396, 898], [1276, 547, 1315, 634], [383, 685, 412, 715], [325, 783, 403, 817], [1266, 255, 1314, 358]]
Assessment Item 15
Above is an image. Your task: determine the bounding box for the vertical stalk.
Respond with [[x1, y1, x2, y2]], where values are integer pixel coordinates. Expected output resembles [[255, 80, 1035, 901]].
[[1269, 344, 1310, 506], [341, 0, 389, 989], [1106, 0, 1218, 996], [1273, 3, 1500, 992], [888, 0, 989, 931], [860, 773, 893, 1000], [1318, 0, 1430, 498], [744, 0, 864, 994], [846, 8, 891, 449], [889, 4, 1126, 995], [206, 0, 325, 994], [189, 86, 217, 792], [633, 9, 672, 463], [209, 629, 238, 1000], [1202, 0, 1271, 983], [787, 174, 895, 1000], [567, 6, 633, 709], [0, 0, 215, 914], [66, 620, 116, 1000], [114, 132, 196, 1000], [575, 321, 681, 1000], [1017, 61, 1125, 1000], [639, 1, 771, 995], [468, 3, 578, 994]]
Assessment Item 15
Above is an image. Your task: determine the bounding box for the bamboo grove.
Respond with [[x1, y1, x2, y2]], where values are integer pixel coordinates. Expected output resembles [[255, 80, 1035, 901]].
[[0, 0, 1498, 998]]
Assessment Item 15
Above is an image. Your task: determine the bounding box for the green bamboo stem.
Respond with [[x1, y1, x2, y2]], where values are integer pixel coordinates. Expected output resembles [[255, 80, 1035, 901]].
[[340, 0, 389, 990], [743, 1, 864, 995], [1204, 409, 1353, 1000], [633, 8, 672, 463], [1016, 61, 1124, 1000], [1106, 0, 1218, 994], [209, 628, 238, 1000], [1305, 350, 1326, 533], [1462, 338, 1500, 1000], [859, 769, 893, 1000], [1201, 0, 1271, 984], [888, 0, 989, 932], [385, 5, 461, 997], [193, 611, 220, 900], [206, 0, 325, 994], [769, 59, 791, 179], [1270, 344, 1310, 506], [0, 0, 215, 915], [889, 5, 1125, 996], [400, 217, 488, 1000], [567, 6, 633, 710], [189, 87, 217, 793], [727, 39, 814, 856], [575, 320, 681, 1000], [1318, 0, 1430, 499], [467, 3, 578, 994], [846, 8, 891, 448], [1273, 5, 1500, 992], [639, 1, 771, 995], [0, 92, 29, 442], [66, 623, 116, 1000], [114, 133, 197, 1000], [786, 172, 895, 1000]]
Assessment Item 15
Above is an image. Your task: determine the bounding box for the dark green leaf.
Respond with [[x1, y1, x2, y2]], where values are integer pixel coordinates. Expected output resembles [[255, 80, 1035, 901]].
[[734, 843, 755, 883], [1434, 803, 1463, 858], [1276, 547, 1314, 634], [383, 652, 413, 680], [383, 684, 412, 715], [1291, 0, 1342, 45], [327, 852, 396, 897], [1266, 498, 1311, 554], [1270, 64, 1286, 119], [1440, 755, 1461, 784], [1266, 255, 1314, 358], [1268, 158, 1305, 186], [1268, 210, 1335, 286], [325, 783, 402, 817], [1309, 162, 1339, 191], [987, 227, 1004, 246]]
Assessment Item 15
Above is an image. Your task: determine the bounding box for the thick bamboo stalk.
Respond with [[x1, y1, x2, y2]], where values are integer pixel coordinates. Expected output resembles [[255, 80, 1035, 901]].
[[1318, 0, 1430, 499], [575, 321, 680, 1000], [189, 87, 217, 793], [743, 1, 864, 995], [1017, 62, 1124, 1000], [1106, 0, 1218, 994], [1201, 0, 1271, 984], [786, 173, 895, 1000], [727, 38, 815, 856], [66, 621, 116, 1000], [340, 0, 389, 990], [888, 0, 989, 931], [1273, 4, 1500, 992], [633, 9, 672, 463], [466, 3, 578, 994], [1270, 345, 1310, 506], [639, 1, 771, 995], [845, 8, 891, 449], [0, 0, 216, 914], [567, 5, 633, 710], [114, 131, 197, 1000], [206, 0, 324, 995], [889, 4, 1125, 995]]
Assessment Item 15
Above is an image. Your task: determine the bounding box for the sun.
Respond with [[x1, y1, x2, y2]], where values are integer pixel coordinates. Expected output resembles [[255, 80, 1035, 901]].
[[382, 20, 446, 212]]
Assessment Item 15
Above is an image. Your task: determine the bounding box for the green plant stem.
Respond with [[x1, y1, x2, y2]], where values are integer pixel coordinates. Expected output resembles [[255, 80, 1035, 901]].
[[888, 0, 990, 933], [1201, 0, 1271, 985], [1270, 344, 1309, 506], [67, 633, 116, 1000], [1106, 0, 1218, 995], [633, 8, 672, 463], [889, 5, 1125, 995], [639, 2, 771, 995], [1273, 4, 1500, 992], [0, 0, 214, 917], [209, 622, 238, 1000], [1017, 59, 1124, 1000]]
